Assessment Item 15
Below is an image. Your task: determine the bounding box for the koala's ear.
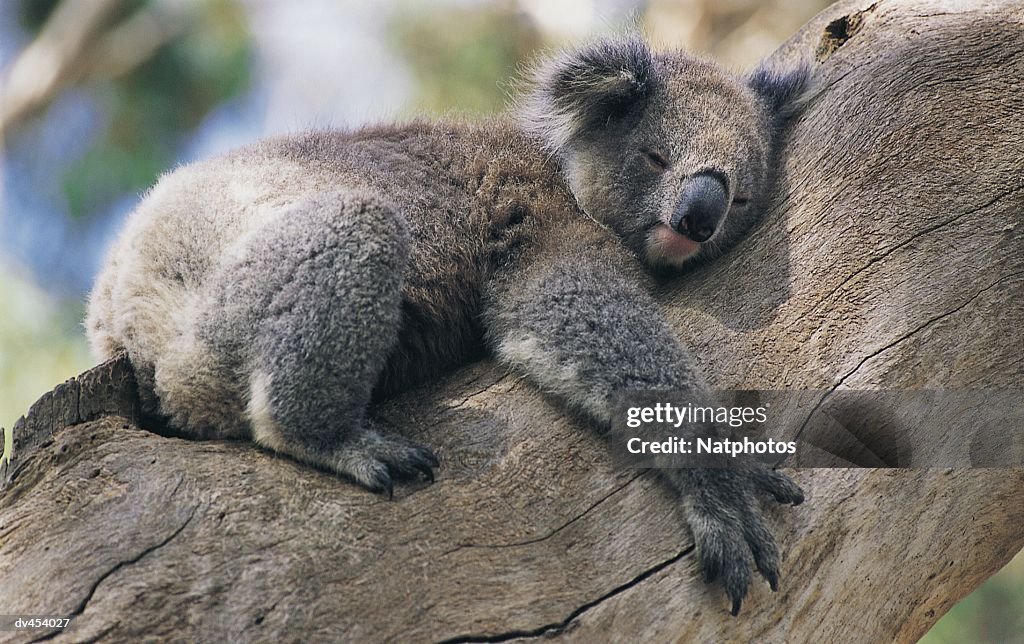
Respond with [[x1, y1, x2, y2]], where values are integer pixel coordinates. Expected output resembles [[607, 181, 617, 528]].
[[518, 37, 657, 152], [747, 62, 813, 122]]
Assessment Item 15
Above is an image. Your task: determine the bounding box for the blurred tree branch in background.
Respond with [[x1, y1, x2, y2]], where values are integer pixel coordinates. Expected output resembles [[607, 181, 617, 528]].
[[0, 0, 190, 141], [643, 0, 833, 67], [85, 2, 188, 81], [1, 0, 250, 222]]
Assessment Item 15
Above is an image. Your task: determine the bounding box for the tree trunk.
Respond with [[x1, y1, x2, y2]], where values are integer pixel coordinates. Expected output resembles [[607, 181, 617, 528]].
[[2, 0, 1022, 641]]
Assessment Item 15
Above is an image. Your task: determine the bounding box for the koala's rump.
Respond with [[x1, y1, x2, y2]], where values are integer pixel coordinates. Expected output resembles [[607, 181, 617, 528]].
[[87, 139, 496, 420]]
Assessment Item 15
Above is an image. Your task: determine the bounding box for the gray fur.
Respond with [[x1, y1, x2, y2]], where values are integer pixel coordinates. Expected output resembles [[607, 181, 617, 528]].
[[87, 37, 807, 613]]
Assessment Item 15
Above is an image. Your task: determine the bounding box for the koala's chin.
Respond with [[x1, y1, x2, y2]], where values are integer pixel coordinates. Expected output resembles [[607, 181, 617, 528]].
[[644, 223, 704, 268]]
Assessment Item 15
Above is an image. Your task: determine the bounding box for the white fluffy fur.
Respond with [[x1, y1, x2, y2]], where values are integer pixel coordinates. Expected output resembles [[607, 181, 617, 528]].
[[247, 370, 282, 451], [496, 334, 611, 424]]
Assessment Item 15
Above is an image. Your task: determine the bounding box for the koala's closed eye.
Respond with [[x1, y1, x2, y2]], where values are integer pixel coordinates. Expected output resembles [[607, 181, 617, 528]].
[[641, 148, 670, 172]]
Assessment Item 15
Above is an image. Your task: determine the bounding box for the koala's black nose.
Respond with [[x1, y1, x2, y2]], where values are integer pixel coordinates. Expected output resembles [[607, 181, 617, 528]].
[[670, 173, 729, 243]]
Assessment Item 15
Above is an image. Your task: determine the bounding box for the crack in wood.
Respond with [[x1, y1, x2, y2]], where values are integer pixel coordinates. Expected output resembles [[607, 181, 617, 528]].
[[436, 547, 694, 643], [440, 473, 643, 555], [795, 269, 1024, 443], [808, 183, 1024, 316], [27, 498, 197, 643], [446, 375, 512, 411]]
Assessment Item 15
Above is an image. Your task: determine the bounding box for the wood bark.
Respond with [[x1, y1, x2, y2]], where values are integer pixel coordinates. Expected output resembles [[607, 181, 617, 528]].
[[2, 0, 1022, 641]]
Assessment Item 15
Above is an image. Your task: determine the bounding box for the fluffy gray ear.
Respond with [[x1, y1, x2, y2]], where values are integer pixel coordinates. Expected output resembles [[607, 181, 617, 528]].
[[518, 36, 657, 152], [747, 61, 813, 122]]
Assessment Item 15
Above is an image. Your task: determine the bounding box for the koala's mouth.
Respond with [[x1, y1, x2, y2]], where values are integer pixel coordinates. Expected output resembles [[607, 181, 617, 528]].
[[645, 223, 702, 267]]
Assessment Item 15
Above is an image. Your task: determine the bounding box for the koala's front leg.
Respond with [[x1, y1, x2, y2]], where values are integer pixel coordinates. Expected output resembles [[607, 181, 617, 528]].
[[483, 240, 802, 614]]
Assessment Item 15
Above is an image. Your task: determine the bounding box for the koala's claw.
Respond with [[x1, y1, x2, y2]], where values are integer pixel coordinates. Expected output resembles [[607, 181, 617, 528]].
[[334, 433, 439, 497], [695, 516, 753, 616], [730, 597, 742, 617], [377, 443, 439, 490], [414, 461, 436, 483], [355, 461, 393, 496], [678, 468, 803, 615], [752, 469, 805, 505]]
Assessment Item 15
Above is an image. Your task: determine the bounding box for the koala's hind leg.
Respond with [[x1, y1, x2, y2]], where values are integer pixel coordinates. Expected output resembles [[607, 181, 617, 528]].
[[214, 190, 438, 494]]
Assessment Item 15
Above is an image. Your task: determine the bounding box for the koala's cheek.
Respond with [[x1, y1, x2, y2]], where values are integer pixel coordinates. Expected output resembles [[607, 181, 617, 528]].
[[645, 224, 701, 267]]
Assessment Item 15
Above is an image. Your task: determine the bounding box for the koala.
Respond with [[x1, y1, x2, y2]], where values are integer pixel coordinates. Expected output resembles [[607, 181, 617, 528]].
[[86, 37, 808, 614]]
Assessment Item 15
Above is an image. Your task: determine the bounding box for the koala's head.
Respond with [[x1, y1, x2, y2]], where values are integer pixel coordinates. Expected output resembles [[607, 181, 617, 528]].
[[519, 37, 808, 269]]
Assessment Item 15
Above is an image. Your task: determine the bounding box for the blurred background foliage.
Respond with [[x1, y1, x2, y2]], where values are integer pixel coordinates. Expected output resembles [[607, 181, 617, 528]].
[[389, 3, 541, 116], [0, 1, 1018, 640]]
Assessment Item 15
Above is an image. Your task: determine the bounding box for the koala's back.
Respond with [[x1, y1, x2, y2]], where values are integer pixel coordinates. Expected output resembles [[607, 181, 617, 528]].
[[87, 120, 571, 431]]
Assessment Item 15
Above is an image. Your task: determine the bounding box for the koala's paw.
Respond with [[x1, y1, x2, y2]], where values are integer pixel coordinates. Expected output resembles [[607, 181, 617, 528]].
[[680, 468, 803, 616], [333, 432, 439, 499]]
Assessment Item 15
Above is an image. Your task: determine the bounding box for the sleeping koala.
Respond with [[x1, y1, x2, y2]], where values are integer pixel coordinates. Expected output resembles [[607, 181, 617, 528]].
[[87, 37, 808, 614]]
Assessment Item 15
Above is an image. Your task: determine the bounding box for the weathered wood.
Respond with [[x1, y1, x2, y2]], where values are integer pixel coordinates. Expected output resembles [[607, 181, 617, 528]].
[[1, 355, 139, 491], [2, 0, 1022, 641]]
